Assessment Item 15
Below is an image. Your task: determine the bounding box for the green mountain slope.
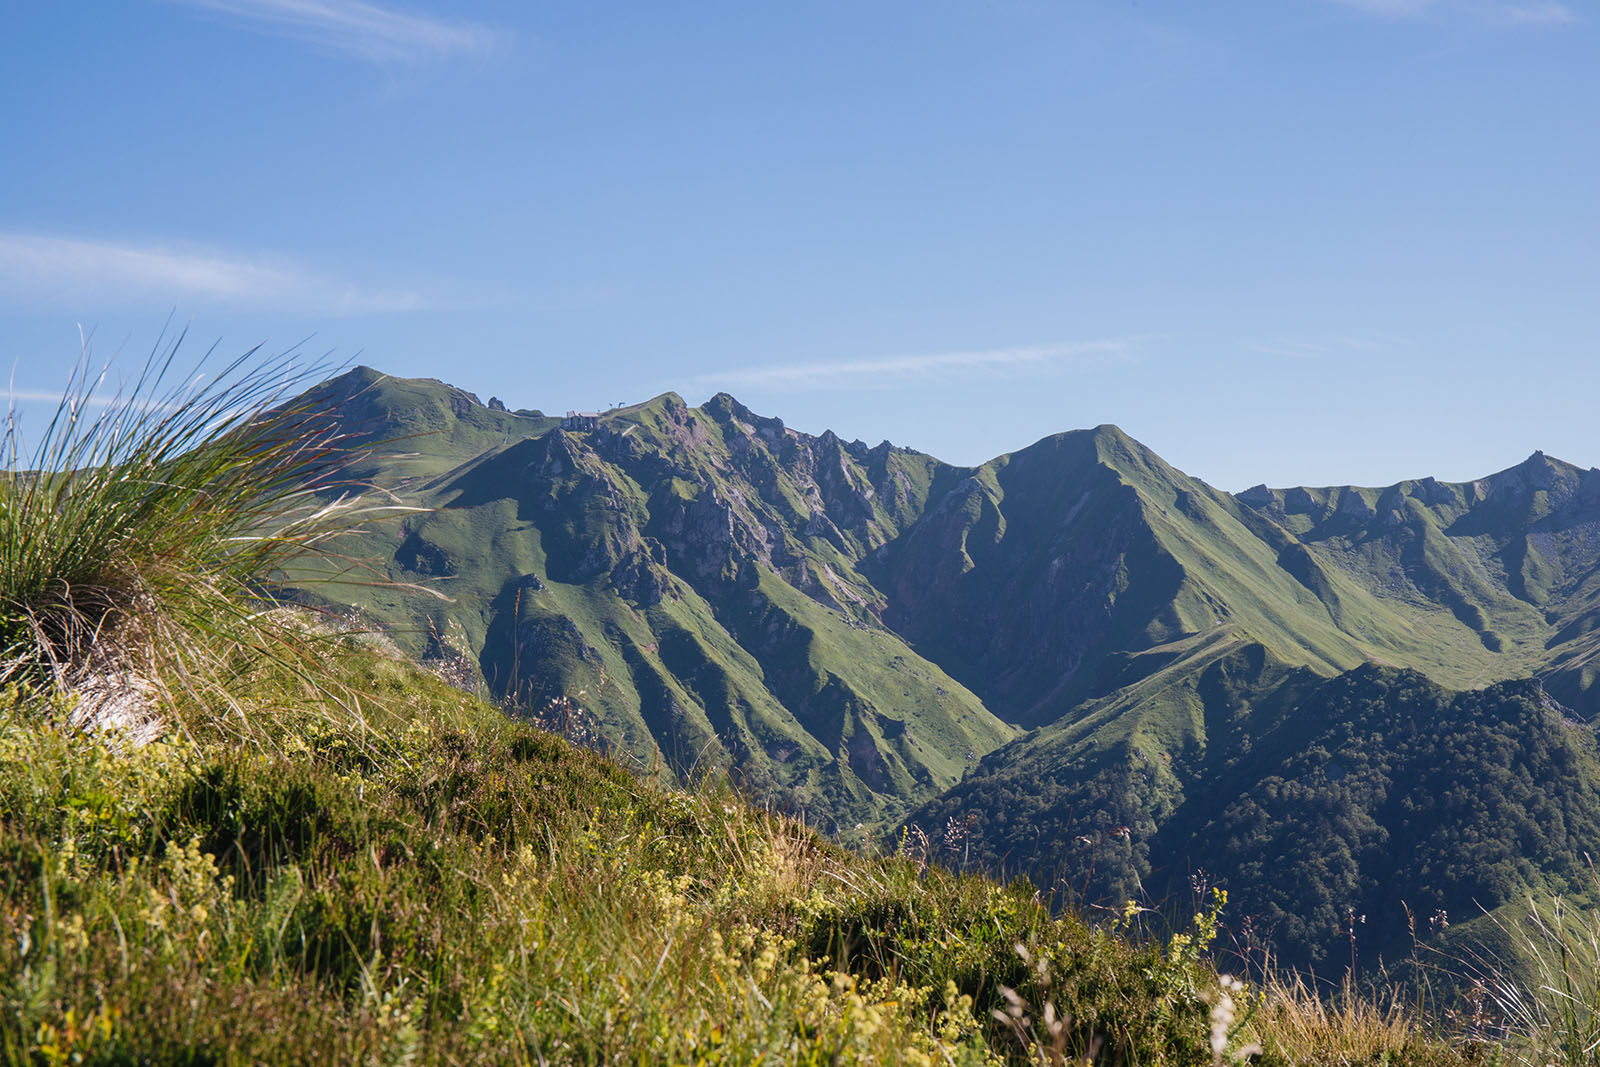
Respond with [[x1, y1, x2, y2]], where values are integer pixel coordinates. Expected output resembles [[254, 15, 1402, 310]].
[[1238, 453, 1600, 712], [873, 425, 1467, 729], [904, 645, 1600, 970], [294, 372, 1013, 831], [286, 367, 1600, 972], [882, 432, 1600, 970]]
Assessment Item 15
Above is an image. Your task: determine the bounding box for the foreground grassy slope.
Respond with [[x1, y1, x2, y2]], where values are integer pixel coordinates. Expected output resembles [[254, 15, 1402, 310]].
[[16, 639, 1600, 1065], [0, 643, 1318, 1067]]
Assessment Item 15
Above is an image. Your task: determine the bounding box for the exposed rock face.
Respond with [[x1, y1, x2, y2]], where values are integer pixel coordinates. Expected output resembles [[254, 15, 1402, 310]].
[[396, 531, 456, 577], [609, 540, 672, 606]]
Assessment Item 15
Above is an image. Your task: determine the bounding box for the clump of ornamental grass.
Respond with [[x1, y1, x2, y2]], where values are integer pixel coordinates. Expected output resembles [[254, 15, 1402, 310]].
[[0, 337, 408, 740]]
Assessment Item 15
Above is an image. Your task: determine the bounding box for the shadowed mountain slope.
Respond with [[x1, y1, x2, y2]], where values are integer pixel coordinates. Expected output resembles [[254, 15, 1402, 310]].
[[903, 645, 1600, 971]]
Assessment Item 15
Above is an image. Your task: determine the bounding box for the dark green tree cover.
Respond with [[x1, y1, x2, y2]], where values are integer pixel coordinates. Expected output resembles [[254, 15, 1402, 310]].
[[906, 655, 1600, 972]]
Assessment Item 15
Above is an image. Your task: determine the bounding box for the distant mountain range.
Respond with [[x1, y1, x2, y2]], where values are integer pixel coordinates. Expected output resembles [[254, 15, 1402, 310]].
[[284, 367, 1600, 973]]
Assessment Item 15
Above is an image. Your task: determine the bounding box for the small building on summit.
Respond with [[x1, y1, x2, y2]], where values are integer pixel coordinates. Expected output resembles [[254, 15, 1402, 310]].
[[562, 410, 602, 430]]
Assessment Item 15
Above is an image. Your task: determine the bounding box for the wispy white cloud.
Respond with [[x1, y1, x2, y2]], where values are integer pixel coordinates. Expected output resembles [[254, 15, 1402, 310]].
[[1, 386, 189, 416], [1243, 333, 1411, 363], [682, 338, 1142, 393], [0, 232, 429, 314], [1328, 0, 1438, 15], [1502, 2, 1578, 24], [1246, 339, 1333, 361], [3, 387, 93, 406], [1326, 0, 1579, 21], [172, 0, 505, 63]]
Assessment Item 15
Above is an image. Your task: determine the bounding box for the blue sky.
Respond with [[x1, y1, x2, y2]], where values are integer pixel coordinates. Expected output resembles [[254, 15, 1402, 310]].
[[2, 0, 1594, 490]]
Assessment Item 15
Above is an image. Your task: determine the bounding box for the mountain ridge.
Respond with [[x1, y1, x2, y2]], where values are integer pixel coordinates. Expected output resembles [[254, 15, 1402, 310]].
[[287, 366, 1600, 970]]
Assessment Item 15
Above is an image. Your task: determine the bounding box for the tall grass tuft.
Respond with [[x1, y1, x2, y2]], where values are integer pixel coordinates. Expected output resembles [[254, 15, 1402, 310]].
[[0, 336, 391, 730], [1474, 888, 1600, 1067], [1247, 970, 1428, 1066]]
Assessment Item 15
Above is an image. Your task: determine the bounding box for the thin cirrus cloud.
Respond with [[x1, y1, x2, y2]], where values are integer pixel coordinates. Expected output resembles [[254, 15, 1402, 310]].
[[5, 387, 98, 406], [1244, 333, 1407, 362], [682, 339, 1141, 394], [172, 0, 505, 63], [1503, 2, 1579, 22], [1328, 0, 1439, 14], [1327, 0, 1578, 21], [0, 232, 429, 315], [1247, 339, 1333, 361], [1, 387, 188, 414]]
